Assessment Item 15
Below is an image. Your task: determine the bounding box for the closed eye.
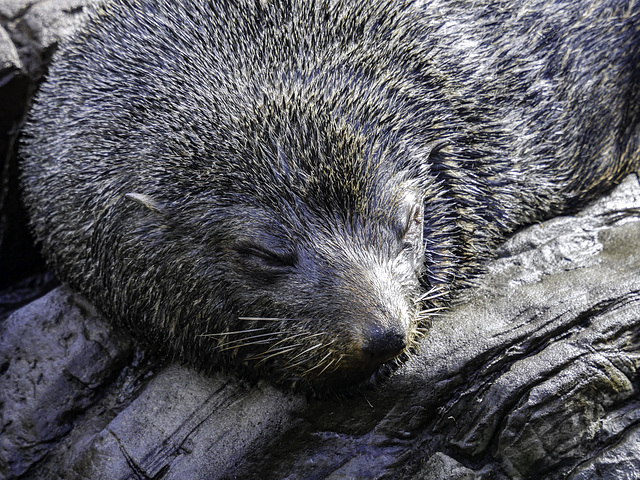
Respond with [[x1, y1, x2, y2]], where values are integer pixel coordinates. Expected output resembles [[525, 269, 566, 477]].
[[235, 244, 297, 269]]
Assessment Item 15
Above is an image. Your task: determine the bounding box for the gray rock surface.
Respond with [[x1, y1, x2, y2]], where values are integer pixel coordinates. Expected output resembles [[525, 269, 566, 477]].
[[1, 1, 639, 479], [67, 366, 304, 480], [0, 288, 133, 479], [0, 26, 21, 72], [0, 0, 96, 57]]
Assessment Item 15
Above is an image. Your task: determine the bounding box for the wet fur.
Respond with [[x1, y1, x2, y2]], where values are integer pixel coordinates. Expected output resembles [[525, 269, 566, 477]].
[[20, 0, 640, 392]]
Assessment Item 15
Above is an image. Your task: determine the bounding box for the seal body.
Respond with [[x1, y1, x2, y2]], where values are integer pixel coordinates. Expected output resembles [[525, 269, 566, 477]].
[[20, 0, 640, 391]]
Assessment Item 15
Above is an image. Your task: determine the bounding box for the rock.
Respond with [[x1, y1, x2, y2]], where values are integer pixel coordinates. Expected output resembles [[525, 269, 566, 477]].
[[66, 367, 304, 480], [0, 2, 40, 21], [415, 452, 478, 480], [0, 287, 133, 479], [0, 25, 21, 72], [20, 0, 98, 55], [1, 290, 304, 480]]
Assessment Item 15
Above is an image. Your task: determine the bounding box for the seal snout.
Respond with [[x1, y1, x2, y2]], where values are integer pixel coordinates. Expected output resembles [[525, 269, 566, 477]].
[[361, 324, 407, 363], [315, 318, 409, 390]]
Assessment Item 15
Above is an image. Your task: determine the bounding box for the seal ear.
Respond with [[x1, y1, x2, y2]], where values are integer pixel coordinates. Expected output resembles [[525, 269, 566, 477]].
[[425, 139, 448, 160], [124, 192, 163, 214]]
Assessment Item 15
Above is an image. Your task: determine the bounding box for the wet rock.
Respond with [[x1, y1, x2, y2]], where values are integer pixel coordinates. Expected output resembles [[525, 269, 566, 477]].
[[0, 287, 133, 479], [68, 366, 304, 480], [0, 25, 21, 72]]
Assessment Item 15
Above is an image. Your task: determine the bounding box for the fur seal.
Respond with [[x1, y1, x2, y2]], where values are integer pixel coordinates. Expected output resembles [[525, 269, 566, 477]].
[[20, 0, 640, 391]]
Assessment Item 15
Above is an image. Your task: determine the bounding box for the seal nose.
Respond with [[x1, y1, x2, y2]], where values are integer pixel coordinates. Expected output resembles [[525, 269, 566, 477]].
[[361, 324, 407, 363]]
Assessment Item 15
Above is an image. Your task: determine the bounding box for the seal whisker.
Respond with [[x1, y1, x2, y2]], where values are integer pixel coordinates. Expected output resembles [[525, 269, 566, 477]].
[[416, 285, 449, 303], [418, 306, 447, 314], [198, 327, 268, 337], [216, 339, 277, 353], [237, 316, 302, 322], [416, 307, 447, 320], [302, 353, 341, 378], [216, 331, 283, 347], [285, 342, 326, 367], [247, 346, 301, 364], [215, 333, 286, 352], [265, 332, 311, 349]]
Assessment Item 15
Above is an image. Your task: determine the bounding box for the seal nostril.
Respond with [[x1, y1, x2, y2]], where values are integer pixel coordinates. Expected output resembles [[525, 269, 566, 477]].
[[361, 325, 407, 362]]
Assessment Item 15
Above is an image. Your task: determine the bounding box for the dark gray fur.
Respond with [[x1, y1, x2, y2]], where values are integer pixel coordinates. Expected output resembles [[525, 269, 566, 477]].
[[20, 0, 640, 391]]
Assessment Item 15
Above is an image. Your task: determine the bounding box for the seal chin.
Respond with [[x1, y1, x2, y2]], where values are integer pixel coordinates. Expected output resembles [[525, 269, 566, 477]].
[[309, 356, 402, 393], [308, 328, 408, 392]]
